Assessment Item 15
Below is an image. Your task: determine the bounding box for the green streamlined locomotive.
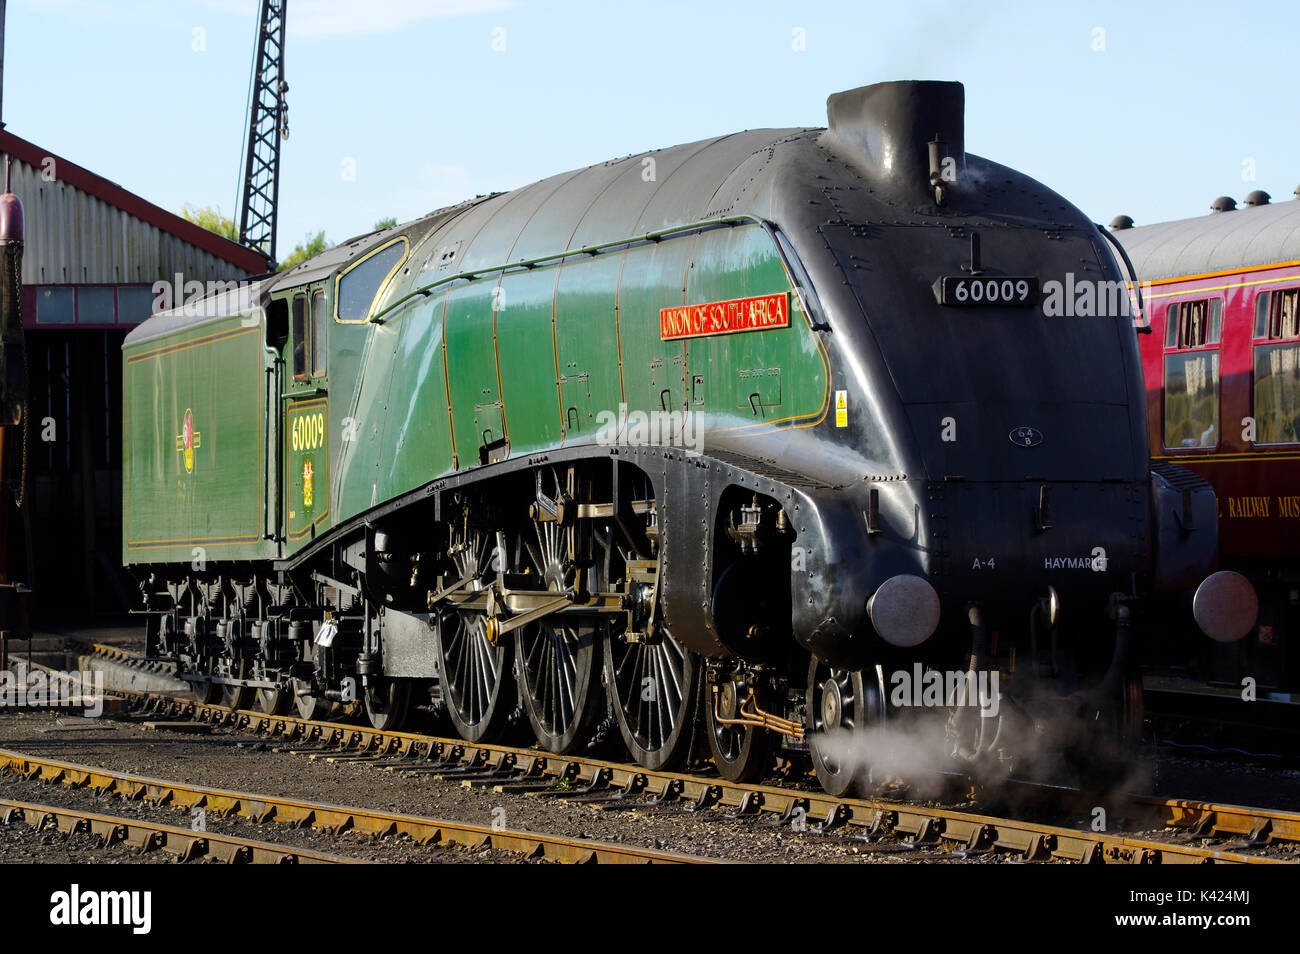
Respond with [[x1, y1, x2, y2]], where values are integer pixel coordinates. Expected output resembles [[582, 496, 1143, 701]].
[[123, 82, 1253, 793]]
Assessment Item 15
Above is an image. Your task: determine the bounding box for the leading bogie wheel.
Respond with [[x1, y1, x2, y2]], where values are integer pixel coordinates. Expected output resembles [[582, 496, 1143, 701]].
[[806, 660, 886, 798], [1072, 672, 1145, 792], [705, 674, 772, 782]]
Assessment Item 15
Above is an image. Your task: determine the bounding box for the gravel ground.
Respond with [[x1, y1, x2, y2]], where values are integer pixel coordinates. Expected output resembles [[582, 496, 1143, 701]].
[[0, 816, 173, 864], [5, 686, 1300, 865], [0, 708, 970, 864], [1143, 749, 1300, 811], [0, 768, 555, 864], [42, 628, 1300, 807]]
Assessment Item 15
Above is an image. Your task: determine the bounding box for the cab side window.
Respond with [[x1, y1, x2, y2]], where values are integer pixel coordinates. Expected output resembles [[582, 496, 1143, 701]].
[[336, 240, 407, 322], [292, 293, 308, 380], [311, 289, 327, 377]]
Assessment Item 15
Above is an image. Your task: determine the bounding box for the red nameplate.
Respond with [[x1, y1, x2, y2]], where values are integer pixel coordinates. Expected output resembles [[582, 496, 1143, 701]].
[[660, 292, 789, 340]]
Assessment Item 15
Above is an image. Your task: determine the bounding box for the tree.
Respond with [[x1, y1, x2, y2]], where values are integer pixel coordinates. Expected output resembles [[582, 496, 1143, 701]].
[[374, 216, 398, 230], [277, 230, 332, 271], [180, 204, 237, 241]]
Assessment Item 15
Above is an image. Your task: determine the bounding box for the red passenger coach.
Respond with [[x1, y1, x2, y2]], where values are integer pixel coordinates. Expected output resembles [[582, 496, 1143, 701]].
[[1115, 191, 1299, 697]]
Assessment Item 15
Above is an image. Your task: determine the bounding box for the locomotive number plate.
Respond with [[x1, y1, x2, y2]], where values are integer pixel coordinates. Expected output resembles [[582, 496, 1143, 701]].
[[932, 276, 1039, 306]]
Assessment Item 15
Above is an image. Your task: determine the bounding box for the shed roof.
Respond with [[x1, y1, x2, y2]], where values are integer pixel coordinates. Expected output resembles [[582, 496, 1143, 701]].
[[0, 129, 272, 283]]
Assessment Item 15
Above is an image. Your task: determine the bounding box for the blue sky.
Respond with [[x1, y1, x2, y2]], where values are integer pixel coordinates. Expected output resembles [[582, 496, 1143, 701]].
[[6, 0, 1297, 259]]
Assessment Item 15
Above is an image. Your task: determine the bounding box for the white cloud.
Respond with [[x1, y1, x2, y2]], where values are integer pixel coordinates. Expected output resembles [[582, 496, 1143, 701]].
[[203, 0, 516, 38]]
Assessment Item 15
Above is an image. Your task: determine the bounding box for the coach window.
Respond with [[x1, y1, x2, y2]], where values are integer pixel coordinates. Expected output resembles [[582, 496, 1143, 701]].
[[1163, 297, 1221, 449], [311, 289, 327, 376], [292, 293, 308, 381], [1252, 288, 1300, 444]]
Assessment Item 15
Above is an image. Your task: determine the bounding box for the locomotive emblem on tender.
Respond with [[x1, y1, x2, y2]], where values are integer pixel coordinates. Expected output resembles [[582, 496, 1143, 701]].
[[123, 81, 1258, 793], [176, 409, 199, 474]]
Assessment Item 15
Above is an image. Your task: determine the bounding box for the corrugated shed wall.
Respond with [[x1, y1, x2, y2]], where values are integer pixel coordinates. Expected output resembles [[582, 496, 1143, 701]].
[[10, 156, 256, 286]]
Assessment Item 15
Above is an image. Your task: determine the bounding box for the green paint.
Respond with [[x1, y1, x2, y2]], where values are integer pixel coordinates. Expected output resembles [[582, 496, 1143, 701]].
[[123, 220, 827, 567], [122, 320, 272, 565]]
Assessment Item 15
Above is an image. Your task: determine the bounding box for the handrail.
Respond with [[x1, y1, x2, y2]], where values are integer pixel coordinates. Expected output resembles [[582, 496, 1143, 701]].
[[367, 214, 819, 326], [1095, 222, 1152, 335]]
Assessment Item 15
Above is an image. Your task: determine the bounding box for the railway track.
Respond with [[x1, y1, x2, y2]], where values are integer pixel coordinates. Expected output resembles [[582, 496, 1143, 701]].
[[75, 641, 172, 674], [21, 644, 1300, 863], [0, 797, 368, 863], [0, 748, 712, 864], [65, 683, 1299, 863]]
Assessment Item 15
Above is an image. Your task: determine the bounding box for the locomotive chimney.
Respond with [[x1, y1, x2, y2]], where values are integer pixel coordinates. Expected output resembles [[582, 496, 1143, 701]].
[[822, 80, 965, 204]]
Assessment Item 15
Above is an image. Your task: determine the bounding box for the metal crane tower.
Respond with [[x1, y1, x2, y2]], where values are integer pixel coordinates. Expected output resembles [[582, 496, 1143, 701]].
[[237, 0, 288, 265]]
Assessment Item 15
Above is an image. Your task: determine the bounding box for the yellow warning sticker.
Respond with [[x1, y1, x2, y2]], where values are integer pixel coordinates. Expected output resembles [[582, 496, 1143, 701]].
[[834, 390, 848, 428]]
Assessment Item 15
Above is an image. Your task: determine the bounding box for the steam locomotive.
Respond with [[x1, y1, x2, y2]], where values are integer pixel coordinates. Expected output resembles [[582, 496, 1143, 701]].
[[123, 81, 1255, 795]]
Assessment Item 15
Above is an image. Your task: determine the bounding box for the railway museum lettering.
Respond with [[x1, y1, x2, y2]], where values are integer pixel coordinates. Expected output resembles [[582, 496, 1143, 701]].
[[1223, 495, 1300, 518], [660, 292, 789, 340]]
